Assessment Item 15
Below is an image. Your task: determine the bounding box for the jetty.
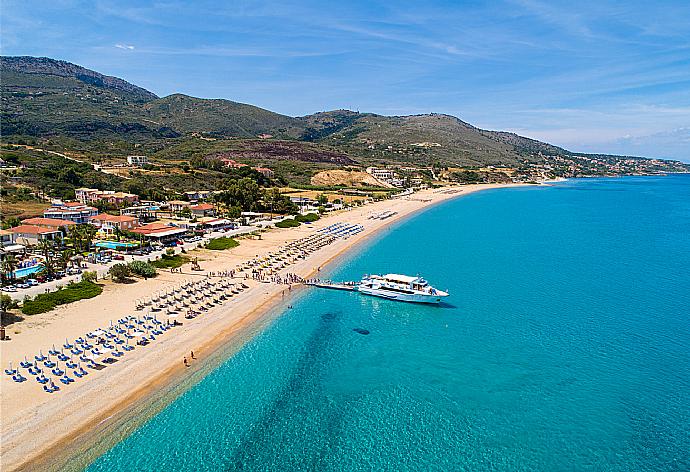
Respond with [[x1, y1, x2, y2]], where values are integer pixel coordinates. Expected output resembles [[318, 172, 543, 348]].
[[304, 281, 358, 291]]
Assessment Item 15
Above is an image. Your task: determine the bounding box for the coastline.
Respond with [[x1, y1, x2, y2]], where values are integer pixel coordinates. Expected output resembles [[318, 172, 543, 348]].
[[0, 183, 527, 471]]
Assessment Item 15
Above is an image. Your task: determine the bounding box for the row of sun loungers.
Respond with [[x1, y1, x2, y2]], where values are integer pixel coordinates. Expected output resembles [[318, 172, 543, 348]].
[[5, 277, 248, 393], [5, 222, 365, 393]]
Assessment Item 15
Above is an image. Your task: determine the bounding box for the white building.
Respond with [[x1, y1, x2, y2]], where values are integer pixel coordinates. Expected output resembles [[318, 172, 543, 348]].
[[127, 155, 148, 166]]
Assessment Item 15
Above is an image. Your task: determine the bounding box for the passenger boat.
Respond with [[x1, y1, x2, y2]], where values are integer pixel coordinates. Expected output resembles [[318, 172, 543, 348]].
[[357, 274, 448, 304]]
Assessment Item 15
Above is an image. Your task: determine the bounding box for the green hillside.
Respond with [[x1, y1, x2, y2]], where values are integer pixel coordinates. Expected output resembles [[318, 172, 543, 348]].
[[2, 55, 688, 177]]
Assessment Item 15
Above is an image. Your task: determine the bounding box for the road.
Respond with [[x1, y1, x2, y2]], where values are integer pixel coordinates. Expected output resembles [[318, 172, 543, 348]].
[[4, 226, 255, 301]]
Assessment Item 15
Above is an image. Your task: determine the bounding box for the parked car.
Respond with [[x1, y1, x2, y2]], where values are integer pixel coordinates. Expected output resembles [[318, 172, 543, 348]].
[[16, 282, 30, 289], [67, 268, 82, 275], [27, 279, 40, 286], [3, 285, 17, 292], [36, 276, 47, 283], [113, 254, 125, 261]]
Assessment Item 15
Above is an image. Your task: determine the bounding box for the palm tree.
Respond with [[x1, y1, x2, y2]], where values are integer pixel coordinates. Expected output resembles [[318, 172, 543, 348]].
[[1, 254, 18, 285], [82, 224, 97, 252], [38, 239, 57, 277]]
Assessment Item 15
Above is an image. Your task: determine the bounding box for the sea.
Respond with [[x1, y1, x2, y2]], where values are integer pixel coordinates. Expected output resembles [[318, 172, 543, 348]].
[[86, 175, 690, 471]]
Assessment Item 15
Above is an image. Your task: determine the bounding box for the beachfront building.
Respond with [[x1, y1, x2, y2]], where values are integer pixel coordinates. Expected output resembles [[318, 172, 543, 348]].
[[0, 229, 25, 255], [9, 225, 62, 246], [43, 202, 99, 224], [198, 217, 238, 232], [366, 167, 405, 187], [91, 214, 140, 235], [190, 203, 216, 217], [131, 222, 188, 244], [126, 155, 148, 167]]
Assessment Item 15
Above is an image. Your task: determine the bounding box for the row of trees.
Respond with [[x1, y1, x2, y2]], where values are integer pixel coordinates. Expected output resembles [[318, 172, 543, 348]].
[[215, 178, 297, 217]]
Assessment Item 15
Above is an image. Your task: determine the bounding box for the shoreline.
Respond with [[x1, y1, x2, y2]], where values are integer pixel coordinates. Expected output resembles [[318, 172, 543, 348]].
[[0, 183, 527, 471]]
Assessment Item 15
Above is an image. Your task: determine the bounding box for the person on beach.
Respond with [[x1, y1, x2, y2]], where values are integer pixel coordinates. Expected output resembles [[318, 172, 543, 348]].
[[191, 351, 196, 359], [183, 357, 189, 367]]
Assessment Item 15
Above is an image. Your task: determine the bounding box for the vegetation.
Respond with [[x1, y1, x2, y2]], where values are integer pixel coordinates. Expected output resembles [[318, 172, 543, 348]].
[[1, 293, 19, 312], [81, 271, 98, 283], [21, 281, 102, 315], [109, 263, 132, 283], [2, 55, 689, 192], [275, 218, 301, 228], [128, 260, 157, 278], [150, 254, 189, 269], [205, 237, 239, 251], [295, 212, 320, 223]]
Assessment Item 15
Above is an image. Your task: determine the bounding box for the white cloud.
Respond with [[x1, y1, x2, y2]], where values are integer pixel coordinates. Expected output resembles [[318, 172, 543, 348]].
[[115, 43, 135, 50]]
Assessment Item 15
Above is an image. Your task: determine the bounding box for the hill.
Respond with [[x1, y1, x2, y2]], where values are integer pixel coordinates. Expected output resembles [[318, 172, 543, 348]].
[[2, 55, 688, 177]]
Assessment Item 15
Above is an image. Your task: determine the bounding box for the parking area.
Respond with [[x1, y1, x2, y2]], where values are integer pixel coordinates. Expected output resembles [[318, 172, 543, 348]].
[[2, 226, 255, 301]]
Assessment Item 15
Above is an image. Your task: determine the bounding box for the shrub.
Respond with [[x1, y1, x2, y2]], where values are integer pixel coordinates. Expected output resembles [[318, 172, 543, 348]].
[[275, 218, 300, 228], [109, 263, 131, 283], [166, 248, 175, 256], [82, 271, 98, 283], [21, 281, 102, 315], [206, 237, 239, 251], [150, 254, 189, 269], [128, 261, 157, 278], [295, 212, 319, 223]]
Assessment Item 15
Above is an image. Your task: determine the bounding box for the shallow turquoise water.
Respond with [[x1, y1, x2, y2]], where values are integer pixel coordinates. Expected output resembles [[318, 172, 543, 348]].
[[88, 176, 690, 471]]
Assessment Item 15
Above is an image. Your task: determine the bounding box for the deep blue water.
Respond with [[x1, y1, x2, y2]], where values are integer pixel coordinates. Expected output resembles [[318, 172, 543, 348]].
[[88, 176, 690, 471]]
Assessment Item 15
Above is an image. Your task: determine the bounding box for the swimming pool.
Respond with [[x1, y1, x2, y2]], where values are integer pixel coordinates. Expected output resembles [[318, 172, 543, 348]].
[[94, 241, 139, 250], [13, 264, 44, 279]]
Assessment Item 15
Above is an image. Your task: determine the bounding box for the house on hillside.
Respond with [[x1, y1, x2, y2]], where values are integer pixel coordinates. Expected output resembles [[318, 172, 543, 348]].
[[220, 158, 248, 169], [253, 167, 274, 178], [127, 155, 148, 166]]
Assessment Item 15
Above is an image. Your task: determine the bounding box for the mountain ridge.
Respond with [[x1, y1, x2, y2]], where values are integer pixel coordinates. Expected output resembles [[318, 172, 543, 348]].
[[1, 55, 687, 173]]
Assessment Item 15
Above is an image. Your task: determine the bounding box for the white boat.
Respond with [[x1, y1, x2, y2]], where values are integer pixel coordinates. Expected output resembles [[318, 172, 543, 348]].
[[357, 274, 449, 304]]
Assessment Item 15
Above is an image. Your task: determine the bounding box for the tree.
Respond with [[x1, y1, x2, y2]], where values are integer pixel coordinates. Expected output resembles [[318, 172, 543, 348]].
[[1, 254, 18, 285], [217, 178, 262, 211], [1, 293, 18, 311], [109, 263, 131, 283], [82, 271, 98, 283], [37, 239, 58, 277], [68, 224, 97, 253], [1, 216, 21, 229], [263, 188, 298, 215], [317, 193, 329, 205]]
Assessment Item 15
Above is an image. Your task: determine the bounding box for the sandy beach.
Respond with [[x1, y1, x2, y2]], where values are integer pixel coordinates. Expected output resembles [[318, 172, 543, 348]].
[[0, 183, 523, 471]]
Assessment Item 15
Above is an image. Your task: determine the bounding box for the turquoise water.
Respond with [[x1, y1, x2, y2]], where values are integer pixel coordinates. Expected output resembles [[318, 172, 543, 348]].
[[88, 176, 690, 471], [13, 264, 44, 279], [94, 241, 139, 249]]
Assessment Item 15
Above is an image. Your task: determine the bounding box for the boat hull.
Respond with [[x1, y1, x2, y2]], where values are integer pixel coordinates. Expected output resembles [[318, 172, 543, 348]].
[[357, 286, 446, 304]]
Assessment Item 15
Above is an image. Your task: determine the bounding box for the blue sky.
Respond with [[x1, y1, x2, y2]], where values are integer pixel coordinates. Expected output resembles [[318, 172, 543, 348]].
[[2, 0, 689, 161]]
